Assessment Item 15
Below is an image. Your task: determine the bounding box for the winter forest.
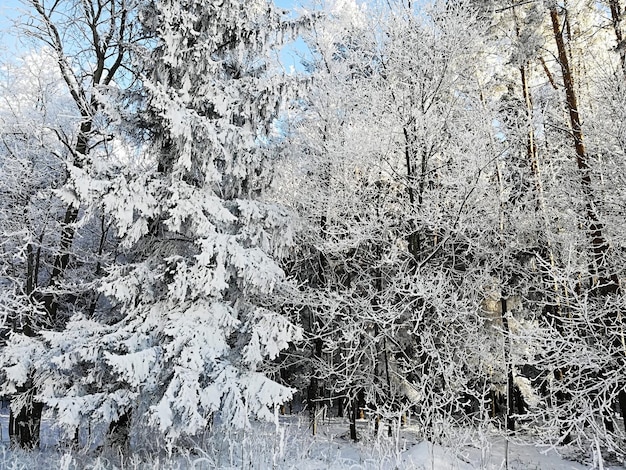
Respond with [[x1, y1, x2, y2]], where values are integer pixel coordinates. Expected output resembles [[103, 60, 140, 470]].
[[0, 0, 626, 468]]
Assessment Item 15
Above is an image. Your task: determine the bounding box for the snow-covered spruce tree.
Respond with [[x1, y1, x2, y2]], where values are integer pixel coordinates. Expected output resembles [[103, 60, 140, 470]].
[[36, 0, 302, 447]]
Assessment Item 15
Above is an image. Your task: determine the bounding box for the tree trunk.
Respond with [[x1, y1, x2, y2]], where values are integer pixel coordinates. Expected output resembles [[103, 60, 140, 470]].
[[349, 391, 359, 442], [308, 359, 319, 435], [105, 410, 131, 453], [308, 329, 323, 435], [619, 389, 626, 432], [403, 127, 421, 260], [337, 394, 344, 418], [500, 297, 516, 433], [609, 0, 626, 75], [9, 399, 43, 449]]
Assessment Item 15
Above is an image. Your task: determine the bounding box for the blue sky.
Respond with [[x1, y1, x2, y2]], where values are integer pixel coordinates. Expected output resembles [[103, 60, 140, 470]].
[[0, 0, 21, 22], [0, 0, 23, 53]]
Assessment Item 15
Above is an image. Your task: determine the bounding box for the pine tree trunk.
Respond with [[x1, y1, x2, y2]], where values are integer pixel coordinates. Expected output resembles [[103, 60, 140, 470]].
[[550, 5, 625, 434], [609, 0, 626, 75], [549, 6, 617, 290]]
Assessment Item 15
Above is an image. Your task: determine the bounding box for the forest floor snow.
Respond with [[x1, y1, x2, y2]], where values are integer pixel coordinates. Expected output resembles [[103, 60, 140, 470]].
[[0, 406, 624, 469]]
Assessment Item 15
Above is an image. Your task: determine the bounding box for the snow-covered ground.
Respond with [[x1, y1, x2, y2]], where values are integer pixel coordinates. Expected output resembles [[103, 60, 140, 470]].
[[0, 406, 624, 469]]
